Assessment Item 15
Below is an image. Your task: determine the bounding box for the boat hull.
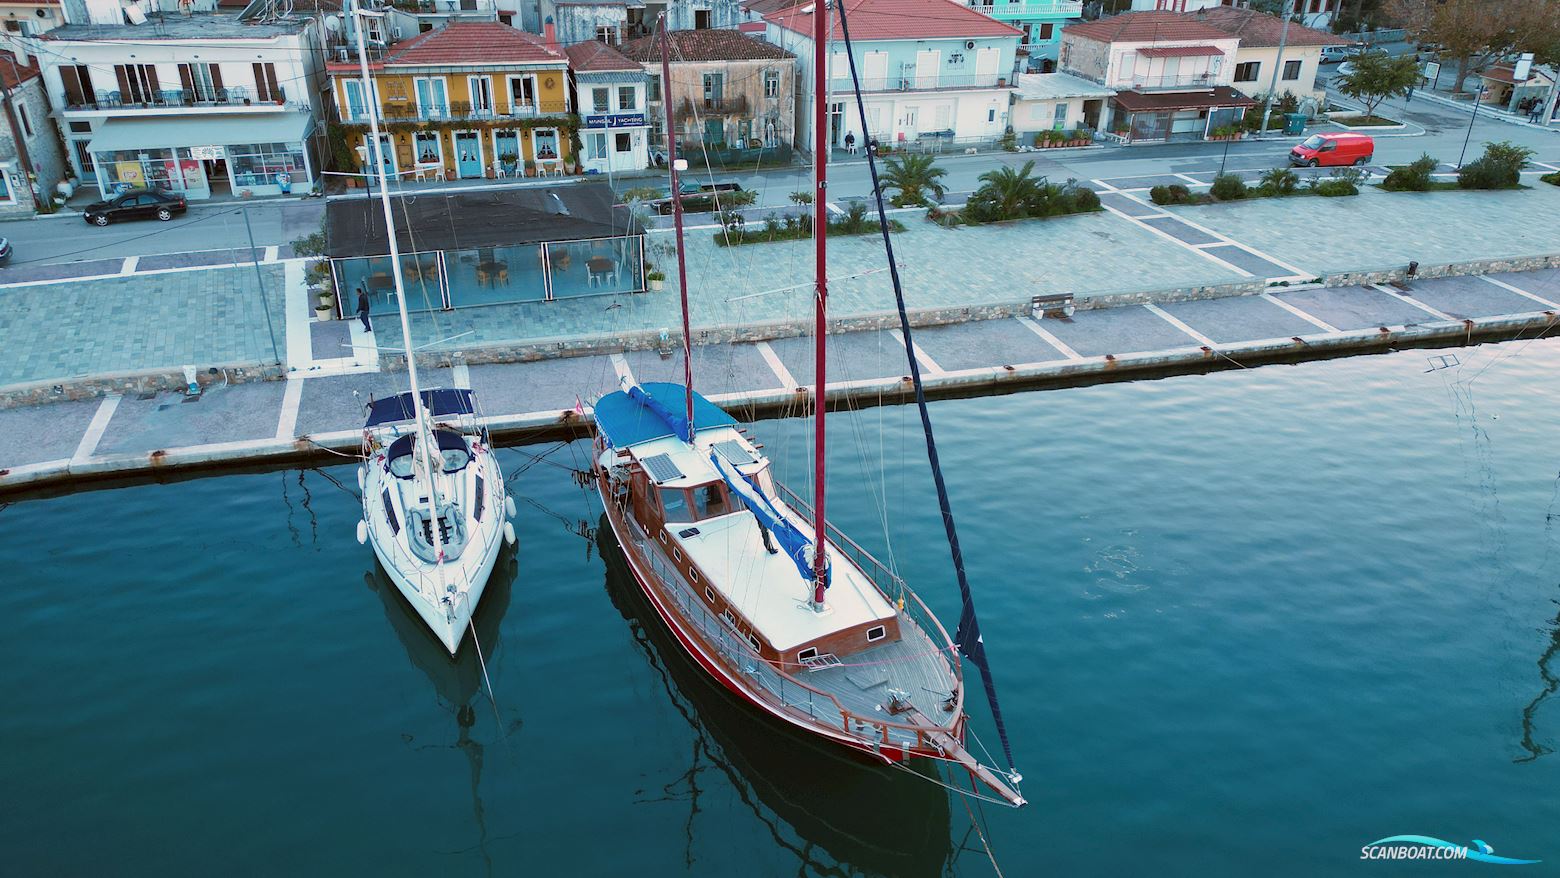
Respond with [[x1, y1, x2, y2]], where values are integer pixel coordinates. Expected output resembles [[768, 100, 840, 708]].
[[598, 488, 924, 765]]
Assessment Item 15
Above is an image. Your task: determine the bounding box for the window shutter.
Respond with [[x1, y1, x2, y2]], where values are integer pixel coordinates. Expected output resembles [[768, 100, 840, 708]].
[[210, 64, 224, 93], [178, 63, 194, 94]]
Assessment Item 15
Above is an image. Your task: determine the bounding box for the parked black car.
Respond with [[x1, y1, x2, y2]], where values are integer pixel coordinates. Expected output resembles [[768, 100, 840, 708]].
[[0, 237, 11, 265], [653, 182, 745, 215], [83, 188, 188, 226]]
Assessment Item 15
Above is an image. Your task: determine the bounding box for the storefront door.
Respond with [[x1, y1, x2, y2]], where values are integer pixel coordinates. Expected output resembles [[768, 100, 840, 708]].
[[454, 131, 483, 179], [492, 130, 520, 175]]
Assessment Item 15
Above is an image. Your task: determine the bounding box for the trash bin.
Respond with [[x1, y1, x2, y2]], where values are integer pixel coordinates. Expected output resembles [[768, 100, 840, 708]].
[[1284, 113, 1307, 135]]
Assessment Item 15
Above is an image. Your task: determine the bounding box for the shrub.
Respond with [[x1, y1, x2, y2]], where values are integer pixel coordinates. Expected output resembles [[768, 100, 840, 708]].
[[1000, 129, 1018, 152], [1259, 167, 1299, 196], [1150, 184, 1193, 205], [619, 186, 662, 203], [1210, 173, 1247, 200], [1329, 166, 1370, 186], [788, 191, 814, 206], [1315, 179, 1359, 197], [1068, 186, 1101, 212], [1544, 171, 1560, 187], [1382, 153, 1438, 191], [1458, 141, 1533, 190]]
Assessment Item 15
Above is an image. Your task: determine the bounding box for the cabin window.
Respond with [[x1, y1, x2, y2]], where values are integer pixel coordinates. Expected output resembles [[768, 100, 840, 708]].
[[690, 482, 734, 520], [690, 567, 700, 582], [673, 547, 683, 562], [798, 647, 819, 662], [659, 487, 692, 523], [747, 633, 762, 652], [866, 625, 887, 642]]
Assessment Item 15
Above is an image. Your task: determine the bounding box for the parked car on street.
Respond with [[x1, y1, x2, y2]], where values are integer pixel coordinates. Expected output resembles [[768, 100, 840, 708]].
[[652, 181, 745, 215], [1320, 44, 1365, 63], [1289, 132, 1375, 167], [0, 237, 11, 265], [82, 188, 187, 226]]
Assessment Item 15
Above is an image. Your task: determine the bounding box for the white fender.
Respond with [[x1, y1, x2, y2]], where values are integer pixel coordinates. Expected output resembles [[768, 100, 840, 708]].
[[357, 467, 365, 491], [503, 522, 516, 546], [356, 519, 368, 545], [504, 495, 517, 519]]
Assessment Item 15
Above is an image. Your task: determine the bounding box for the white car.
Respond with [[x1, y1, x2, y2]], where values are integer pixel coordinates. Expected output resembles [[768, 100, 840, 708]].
[[1321, 44, 1364, 63]]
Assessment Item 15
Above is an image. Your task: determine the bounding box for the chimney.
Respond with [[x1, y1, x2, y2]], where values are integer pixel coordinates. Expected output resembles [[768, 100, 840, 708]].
[[1513, 52, 1533, 82], [544, 21, 559, 52]]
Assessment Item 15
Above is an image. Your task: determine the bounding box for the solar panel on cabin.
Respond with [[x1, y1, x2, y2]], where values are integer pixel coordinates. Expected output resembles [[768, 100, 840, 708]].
[[642, 453, 684, 483], [713, 439, 757, 467]]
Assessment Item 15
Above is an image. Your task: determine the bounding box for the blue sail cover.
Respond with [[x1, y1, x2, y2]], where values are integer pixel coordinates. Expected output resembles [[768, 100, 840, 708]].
[[593, 381, 736, 448], [365, 389, 475, 428], [708, 451, 829, 588]]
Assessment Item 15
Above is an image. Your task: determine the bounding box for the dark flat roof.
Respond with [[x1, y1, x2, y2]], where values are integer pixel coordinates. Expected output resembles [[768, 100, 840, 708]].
[[325, 182, 641, 258], [1112, 86, 1255, 113]]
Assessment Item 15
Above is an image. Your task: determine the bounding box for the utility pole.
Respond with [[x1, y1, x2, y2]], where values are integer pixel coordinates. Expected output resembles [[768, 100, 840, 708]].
[[1260, 6, 1294, 134]]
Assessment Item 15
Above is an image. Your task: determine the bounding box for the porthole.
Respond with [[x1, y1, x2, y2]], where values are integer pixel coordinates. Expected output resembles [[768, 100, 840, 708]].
[[704, 586, 716, 602], [866, 625, 886, 642], [747, 633, 761, 652], [690, 567, 700, 582], [673, 547, 683, 562]]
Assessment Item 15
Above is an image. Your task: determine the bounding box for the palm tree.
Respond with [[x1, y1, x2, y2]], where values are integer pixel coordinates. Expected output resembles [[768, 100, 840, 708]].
[[880, 153, 947, 206], [969, 161, 1043, 221]]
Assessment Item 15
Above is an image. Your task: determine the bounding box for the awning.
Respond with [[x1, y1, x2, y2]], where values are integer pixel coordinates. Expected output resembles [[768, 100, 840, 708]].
[[1112, 86, 1256, 113], [593, 382, 737, 449], [86, 111, 313, 154], [1139, 45, 1225, 58]]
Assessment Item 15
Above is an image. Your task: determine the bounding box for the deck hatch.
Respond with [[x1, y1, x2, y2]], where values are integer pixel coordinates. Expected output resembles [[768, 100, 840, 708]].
[[713, 439, 757, 467], [642, 453, 684, 483]]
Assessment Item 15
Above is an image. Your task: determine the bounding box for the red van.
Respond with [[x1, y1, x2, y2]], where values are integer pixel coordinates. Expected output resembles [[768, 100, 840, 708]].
[[1289, 132, 1374, 168]]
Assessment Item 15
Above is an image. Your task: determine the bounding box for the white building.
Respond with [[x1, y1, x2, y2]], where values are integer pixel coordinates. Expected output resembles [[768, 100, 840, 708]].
[[33, 0, 326, 199], [1131, 0, 1338, 31], [565, 39, 650, 173]]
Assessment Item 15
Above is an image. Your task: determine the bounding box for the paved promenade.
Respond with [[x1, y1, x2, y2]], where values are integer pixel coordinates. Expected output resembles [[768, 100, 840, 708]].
[[5, 266, 1560, 494]]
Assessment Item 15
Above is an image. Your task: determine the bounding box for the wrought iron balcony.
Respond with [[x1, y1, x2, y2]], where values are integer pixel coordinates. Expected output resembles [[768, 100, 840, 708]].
[[65, 86, 289, 112], [831, 72, 1009, 93], [367, 99, 571, 122], [969, 0, 1081, 15], [1121, 73, 1220, 90]]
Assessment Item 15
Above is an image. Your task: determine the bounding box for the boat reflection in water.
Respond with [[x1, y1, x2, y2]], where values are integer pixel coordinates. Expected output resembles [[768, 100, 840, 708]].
[[363, 549, 520, 869], [599, 521, 954, 878]]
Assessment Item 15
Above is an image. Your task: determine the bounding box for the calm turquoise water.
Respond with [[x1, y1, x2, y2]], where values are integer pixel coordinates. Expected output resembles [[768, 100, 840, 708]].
[[5, 340, 1560, 875]]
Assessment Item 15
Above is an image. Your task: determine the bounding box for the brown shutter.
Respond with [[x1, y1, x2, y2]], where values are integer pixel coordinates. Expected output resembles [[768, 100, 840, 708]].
[[178, 63, 193, 94], [210, 64, 224, 94], [114, 64, 131, 99], [144, 64, 159, 96], [61, 65, 86, 106]]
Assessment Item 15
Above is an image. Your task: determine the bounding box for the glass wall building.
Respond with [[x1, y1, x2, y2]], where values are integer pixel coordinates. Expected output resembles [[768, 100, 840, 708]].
[[87, 111, 317, 199]]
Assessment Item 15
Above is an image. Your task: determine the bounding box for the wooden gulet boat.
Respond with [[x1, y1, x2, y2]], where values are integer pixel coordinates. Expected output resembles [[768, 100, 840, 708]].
[[590, 14, 1024, 807]]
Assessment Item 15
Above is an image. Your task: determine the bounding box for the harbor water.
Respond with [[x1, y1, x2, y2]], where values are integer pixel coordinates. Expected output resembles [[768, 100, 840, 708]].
[[4, 338, 1560, 875]]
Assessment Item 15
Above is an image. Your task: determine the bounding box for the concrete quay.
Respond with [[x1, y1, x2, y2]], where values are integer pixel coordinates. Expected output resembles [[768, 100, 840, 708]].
[[5, 268, 1560, 497]]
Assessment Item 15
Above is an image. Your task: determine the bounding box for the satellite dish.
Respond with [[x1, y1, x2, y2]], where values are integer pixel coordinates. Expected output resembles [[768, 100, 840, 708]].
[[325, 14, 341, 32]]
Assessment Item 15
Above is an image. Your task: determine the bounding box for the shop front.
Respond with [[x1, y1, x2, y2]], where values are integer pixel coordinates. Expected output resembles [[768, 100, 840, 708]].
[[1109, 87, 1254, 144], [86, 111, 316, 200]]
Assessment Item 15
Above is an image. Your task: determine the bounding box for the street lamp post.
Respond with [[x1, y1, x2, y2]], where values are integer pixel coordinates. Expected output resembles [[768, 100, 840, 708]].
[[1259, 10, 1294, 135], [1457, 84, 1484, 168]]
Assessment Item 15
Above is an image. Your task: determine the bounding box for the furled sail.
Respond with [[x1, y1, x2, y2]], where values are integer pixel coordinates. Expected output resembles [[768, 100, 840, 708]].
[[708, 450, 829, 589], [626, 380, 693, 444]]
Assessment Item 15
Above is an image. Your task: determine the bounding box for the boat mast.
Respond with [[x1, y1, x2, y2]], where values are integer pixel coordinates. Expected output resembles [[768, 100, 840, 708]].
[[808, 0, 830, 608], [658, 15, 696, 441], [356, 10, 446, 570]]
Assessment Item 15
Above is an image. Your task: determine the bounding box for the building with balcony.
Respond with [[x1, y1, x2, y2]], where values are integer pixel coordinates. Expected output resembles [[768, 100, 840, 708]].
[[34, 0, 327, 199], [1189, 6, 1345, 103], [565, 40, 649, 172], [1131, 0, 1339, 31], [1060, 11, 1251, 142], [328, 21, 575, 182], [962, 0, 1081, 68], [1010, 70, 1113, 137], [378, 0, 512, 41], [765, 0, 1021, 150], [0, 50, 68, 216], [619, 28, 794, 162]]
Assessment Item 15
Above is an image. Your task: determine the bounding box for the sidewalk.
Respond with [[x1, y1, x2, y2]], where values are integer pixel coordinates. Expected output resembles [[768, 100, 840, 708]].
[[1413, 87, 1560, 132]]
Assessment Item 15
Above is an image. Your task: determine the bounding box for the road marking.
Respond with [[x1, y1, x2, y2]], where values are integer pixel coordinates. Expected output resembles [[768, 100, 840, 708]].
[[1167, 212, 1313, 278], [0, 256, 309, 292], [1017, 316, 1083, 360], [282, 258, 311, 370], [1480, 274, 1560, 309], [119, 256, 138, 275], [609, 352, 634, 385], [73, 393, 121, 462], [452, 361, 472, 389], [1174, 173, 1204, 184], [1143, 303, 1218, 347], [890, 328, 944, 375], [1262, 292, 1340, 333], [1529, 161, 1559, 172], [275, 378, 304, 440], [1369, 283, 1453, 321], [264, 245, 280, 263], [755, 340, 798, 389]]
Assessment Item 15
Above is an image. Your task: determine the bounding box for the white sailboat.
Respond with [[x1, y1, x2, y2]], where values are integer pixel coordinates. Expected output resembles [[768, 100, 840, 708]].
[[351, 7, 515, 655]]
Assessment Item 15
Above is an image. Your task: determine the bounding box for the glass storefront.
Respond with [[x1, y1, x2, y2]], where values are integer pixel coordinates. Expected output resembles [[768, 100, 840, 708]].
[[544, 237, 643, 299], [91, 134, 312, 199], [334, 253, 446, 318], [445, 244, 547, 309], [228, 141, 307, 193]]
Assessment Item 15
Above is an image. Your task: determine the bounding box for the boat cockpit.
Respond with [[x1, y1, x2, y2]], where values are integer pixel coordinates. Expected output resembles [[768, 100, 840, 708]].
[[386, 430, 473, 479]]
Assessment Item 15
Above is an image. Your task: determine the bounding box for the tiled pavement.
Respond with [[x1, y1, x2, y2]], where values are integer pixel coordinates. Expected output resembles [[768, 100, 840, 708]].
[[8, 268, 1560, 486]]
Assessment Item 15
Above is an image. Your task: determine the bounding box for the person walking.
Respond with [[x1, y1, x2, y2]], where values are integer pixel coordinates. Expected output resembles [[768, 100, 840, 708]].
[[356, 286, 373, 333]]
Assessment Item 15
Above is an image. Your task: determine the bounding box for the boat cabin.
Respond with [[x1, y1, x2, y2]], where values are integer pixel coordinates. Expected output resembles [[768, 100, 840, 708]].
[[610, 423, 901, 669]]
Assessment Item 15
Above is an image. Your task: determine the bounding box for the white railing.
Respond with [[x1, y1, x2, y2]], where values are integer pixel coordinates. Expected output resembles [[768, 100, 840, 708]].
[[976, 0, 1083, 16]]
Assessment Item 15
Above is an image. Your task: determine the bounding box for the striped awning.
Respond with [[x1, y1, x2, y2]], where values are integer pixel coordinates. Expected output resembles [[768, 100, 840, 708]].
[[1139, 45, 1225, 58]]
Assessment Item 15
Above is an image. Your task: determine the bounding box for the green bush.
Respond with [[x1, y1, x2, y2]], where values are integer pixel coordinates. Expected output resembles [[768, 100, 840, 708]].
[[1543, 171, 1560, 186], [1259, 167, 1299, 196], [1210, 173, 1247, 200], [1382, 153, 1438, 191], [1315, 179, 1359, 197], [1458, 141, 1533, 190], [1068, 186, 1102, 212], [1150, 183, 1193, 205]]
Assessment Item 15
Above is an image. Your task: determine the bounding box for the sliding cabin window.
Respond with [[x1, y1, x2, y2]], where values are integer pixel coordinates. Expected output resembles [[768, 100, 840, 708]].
[[689, 482, 740, 520], [658, 487, 691, 523]]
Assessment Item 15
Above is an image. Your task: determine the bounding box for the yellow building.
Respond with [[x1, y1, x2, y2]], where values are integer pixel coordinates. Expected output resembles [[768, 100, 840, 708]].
[[328, 22, 575, 182]]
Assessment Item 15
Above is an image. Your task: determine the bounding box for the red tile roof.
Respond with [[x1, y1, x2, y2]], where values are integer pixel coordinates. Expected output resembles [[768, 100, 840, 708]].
[[618, 29, 793, 63], [382, 22, 565, 67], [765, 0, 1020, 40], [1063, 11, 1232, 44], [0, 59, 40, 89], [1188, 7, 1347, 48], [564, 39, 641, 72]]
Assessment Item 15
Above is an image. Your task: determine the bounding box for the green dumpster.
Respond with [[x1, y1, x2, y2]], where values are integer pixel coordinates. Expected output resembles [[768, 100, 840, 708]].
[[1283, 113, 1307, 135]]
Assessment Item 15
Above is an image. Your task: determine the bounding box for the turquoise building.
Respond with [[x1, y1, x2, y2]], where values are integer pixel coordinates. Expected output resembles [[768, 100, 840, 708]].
[[967, 0, 1083, 68]]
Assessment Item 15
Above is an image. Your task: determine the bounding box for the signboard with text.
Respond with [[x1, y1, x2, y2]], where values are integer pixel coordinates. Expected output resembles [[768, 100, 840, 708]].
[[584, 113, 647, 129], [190, 145, 225, 161]]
